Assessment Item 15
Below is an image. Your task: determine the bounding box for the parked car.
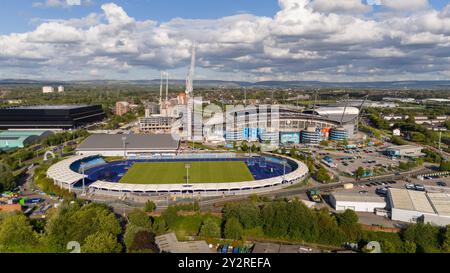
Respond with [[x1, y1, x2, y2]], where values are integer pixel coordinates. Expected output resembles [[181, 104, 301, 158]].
[[414, 184, 426, 192], [375, 187, 388, 196], [405, 183, 415, 190], [359, 190, 369, 195], [437, 181, 447, 187]]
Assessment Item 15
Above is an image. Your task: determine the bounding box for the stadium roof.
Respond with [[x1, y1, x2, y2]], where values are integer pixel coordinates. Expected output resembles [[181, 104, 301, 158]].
[[77, 134, 179, 151]]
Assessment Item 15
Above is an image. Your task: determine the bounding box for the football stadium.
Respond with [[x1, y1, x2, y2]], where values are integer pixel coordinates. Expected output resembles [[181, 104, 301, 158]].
[[47, 153, 308, 198]]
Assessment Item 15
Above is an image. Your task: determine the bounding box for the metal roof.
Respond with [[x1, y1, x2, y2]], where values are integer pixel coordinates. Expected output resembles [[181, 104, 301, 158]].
[[389, 188, 435, 214], [77, 134, 179, 151], [332, 192, 386, 203], [427, 192, 450, 217]]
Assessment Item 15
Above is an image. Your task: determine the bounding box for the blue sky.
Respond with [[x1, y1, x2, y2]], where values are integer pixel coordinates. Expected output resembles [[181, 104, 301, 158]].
[[0, 0, 450, 81], [0, 0, 280, 34], [1, 0, 447, 34]]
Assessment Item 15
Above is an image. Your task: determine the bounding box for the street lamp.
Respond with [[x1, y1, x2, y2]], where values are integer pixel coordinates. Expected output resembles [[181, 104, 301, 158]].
[[282, 160, 287, 181], [122, 136, 127, 159], [185, 163, 191, 185], [80, 162, 86, 195]]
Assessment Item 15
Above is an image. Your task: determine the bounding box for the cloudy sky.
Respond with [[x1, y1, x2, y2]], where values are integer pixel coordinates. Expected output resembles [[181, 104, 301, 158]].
[[0, 0, 449, 82]]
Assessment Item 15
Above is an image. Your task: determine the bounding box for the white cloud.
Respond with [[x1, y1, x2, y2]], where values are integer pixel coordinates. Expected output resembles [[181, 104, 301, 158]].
[[310, 0, 372, 14], [381, 0, 429, 11], [2, 1, 450, 81]]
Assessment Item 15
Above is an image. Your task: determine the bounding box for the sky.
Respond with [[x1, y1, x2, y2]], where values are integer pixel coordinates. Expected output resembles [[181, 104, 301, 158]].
[[0, 0, 450, 82]]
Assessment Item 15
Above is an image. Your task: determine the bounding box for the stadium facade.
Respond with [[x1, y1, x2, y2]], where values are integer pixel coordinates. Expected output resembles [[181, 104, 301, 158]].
[[0, 104, 105, 130], [203, 105, 359, 145], [46, 153, 309, 198]]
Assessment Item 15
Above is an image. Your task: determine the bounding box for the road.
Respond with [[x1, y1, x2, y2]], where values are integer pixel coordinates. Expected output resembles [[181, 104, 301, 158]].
[[147, 165, 433, 212]]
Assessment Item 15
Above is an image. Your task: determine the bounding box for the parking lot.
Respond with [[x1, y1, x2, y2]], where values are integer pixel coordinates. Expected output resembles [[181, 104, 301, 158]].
[[315, 145, 408, 177]]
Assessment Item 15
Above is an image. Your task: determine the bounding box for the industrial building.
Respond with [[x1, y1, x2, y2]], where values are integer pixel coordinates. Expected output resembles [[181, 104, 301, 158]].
[[329, 192, 387, 212], [0, 104, 106, 130], [384, 145, 424, 158], [155, 233, 212, 253], [42, 86, 55, 94], [76, 134, 180, 157], [0, 130, 53, 151], [388, 188, 450, 226]]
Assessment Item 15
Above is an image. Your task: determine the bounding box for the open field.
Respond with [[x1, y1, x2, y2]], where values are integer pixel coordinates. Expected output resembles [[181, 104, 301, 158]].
[[119, 161, 255, 184]]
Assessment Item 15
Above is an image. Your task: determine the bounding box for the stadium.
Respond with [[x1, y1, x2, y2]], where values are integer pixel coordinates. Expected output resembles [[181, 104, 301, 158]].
[[46, 152, 308, 198]]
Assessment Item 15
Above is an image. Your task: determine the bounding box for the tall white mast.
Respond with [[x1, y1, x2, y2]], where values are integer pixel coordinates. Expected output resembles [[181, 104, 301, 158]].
[[186, 44, 196, 141], [165, 71, 169, 107], [159, 71, 163, 108]]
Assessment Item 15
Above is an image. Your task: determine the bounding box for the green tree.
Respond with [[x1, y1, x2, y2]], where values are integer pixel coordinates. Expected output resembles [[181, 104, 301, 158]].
[[144, 201, 156, 213], [83, 231, 122, 253], [439, 161, 450, 172], [223, 202, 261, 229], [128, 209, 153, 229], [354, 167, 365, 181], [441, 225, 450, 252], [224, 217, 244, 240], [403, 241, 417, 253], [336, 210, 361, 242], [129, 230, 158, 253], [0, 163, 16, 192], [199, 218, 221, 238], [0, 214, 38, 252], [241, 142, 249, 152], [315, 166, 331, 183]]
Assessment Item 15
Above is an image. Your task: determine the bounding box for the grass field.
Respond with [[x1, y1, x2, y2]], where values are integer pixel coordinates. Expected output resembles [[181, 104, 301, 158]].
[[119, 161, 255, 184]]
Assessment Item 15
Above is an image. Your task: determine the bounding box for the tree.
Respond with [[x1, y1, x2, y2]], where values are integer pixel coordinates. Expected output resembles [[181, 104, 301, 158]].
[[223, 202, 261, 229], [152, 218, 168, 235], [439, 161, 450, 172], [241, 142, 249, 152], [224, 217, 244, 240], [354, 167, 365, 181], [144, 201, 156, 213], [128, 209, 152, 229], [315, 166, 331, 183], [199, 218, 221, 238], [441, 225, 450, 252], [0, 163, 16, 192], [402, 223, 440, 253], [45, 202, 122, 252], [391, 136, 407, 145], [129, 230, 159, 253], [336, 210, 361, 242], [0, 214, 38, 252], [83, 231, 122, 253]]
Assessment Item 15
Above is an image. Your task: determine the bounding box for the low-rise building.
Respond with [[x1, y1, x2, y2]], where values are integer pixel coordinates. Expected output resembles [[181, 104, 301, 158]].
[[0, 130, 54, 151], [155, 232, 212, 253], [384, 145, 424, 158], [388, 188, 450, 226], [329, 192, 387, 212]]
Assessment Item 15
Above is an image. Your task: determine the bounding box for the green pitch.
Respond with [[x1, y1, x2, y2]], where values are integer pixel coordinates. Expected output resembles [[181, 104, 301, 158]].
[[119, 161, 255, 184]]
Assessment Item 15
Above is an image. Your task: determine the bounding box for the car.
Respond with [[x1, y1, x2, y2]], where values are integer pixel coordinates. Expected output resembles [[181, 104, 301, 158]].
[[375, 187, 388, 196], [365, 184, 372, 187], [405, 183, 415, 190], [437, 181, 447, 187], [359, 190, 369, 195], [414, 184, 426, 192]]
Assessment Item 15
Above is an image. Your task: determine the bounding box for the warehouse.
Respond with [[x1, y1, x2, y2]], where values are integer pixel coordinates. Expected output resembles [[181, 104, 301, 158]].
[[0, 104, 105, 130], [384, 145, 424, 158], [388, 188, 450, 226], [76, 134, 180, 157], [329, 192, 387, 212]]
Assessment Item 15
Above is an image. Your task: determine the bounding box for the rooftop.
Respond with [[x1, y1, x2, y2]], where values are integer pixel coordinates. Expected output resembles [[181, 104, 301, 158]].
[[155, 233, 212, 253], [77, 134, 179, 151], [385, 145, 422, 150], [389, 188, 435, 214], [0, 104, 93, 110], [331, 191, 386, 203]]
